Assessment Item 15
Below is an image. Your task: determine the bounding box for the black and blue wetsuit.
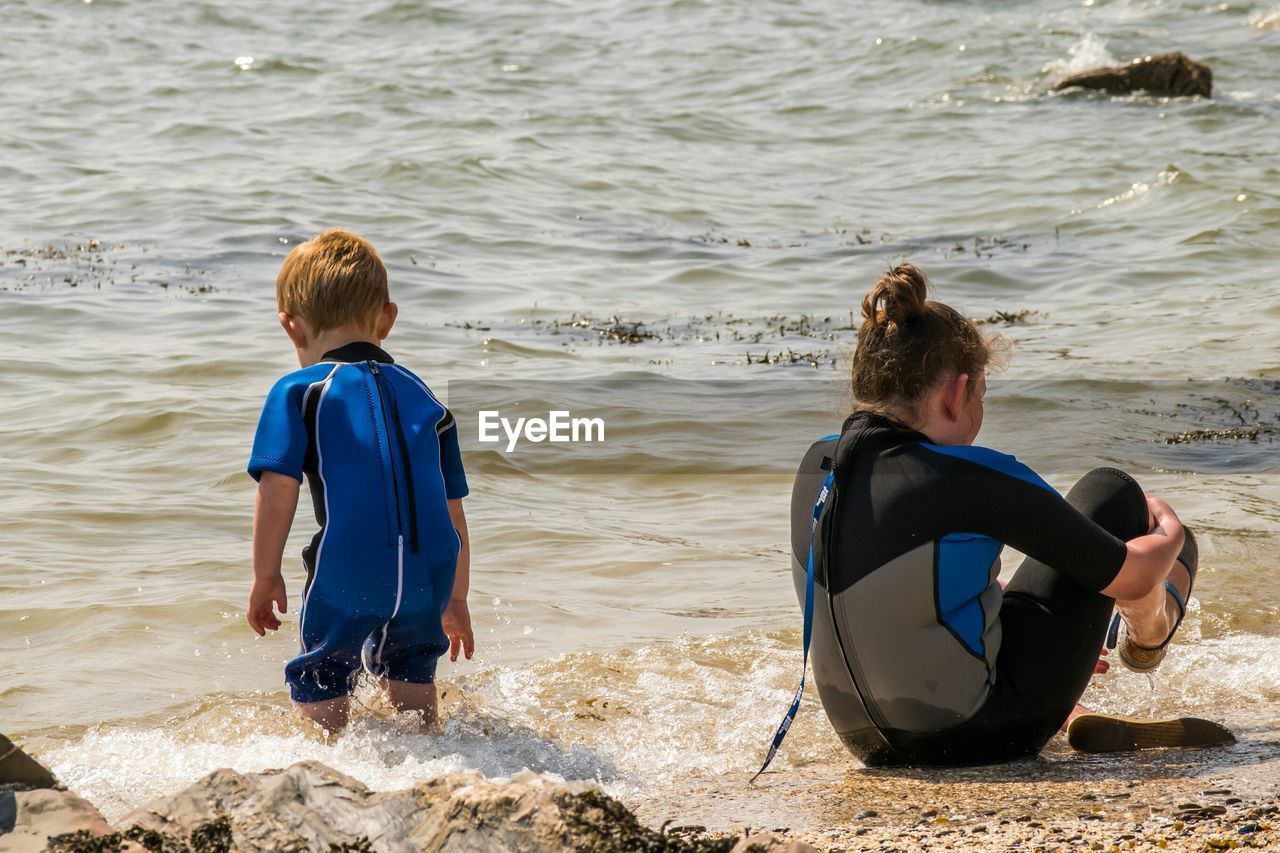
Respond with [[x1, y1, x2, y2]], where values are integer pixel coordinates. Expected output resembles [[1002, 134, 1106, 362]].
[[792, 411, 1186, 766], [248, 342, 468, 704]]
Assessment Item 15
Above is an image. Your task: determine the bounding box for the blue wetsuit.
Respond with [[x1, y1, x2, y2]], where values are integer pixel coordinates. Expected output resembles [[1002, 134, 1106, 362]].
[[248, 342, 468, 703]]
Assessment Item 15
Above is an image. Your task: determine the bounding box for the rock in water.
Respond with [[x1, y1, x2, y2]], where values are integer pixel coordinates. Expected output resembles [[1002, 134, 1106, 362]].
[[0, 733, 59, 789], [1, 789, 122, 852], [1, 733, 130, 851], [1053, 52, 1212, 98], [121, 761, 817, 852]]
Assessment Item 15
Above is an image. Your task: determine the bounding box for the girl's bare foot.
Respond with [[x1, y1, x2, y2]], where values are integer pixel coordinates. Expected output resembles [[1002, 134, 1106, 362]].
[[1114, 558, 1191, 648]]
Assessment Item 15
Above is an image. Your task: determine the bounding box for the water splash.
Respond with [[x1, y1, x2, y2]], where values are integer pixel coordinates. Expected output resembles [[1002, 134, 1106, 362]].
[[1249, 6, 1280, 31], [1094, 166, 1183, 210], [35, 628, 1280, 822], [1043, 34, 1117, 79]]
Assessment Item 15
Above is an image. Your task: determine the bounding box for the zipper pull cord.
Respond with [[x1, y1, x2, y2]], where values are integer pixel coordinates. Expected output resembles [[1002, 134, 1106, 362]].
[[370, 360, 421, 554], [384, 378, 421, 554], [367, 360, 398, 545]]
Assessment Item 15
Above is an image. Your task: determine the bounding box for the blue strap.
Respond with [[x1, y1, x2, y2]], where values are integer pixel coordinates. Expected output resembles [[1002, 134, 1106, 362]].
[[1106, 611, 1121, 650], [1165, 580, 1186, 622], [751, 469, 835, 783], [1106, 580, 1187, 652]]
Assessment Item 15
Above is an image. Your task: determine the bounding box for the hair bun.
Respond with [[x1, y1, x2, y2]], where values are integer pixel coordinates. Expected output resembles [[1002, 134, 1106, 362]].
[[861, 263, 929, 330]]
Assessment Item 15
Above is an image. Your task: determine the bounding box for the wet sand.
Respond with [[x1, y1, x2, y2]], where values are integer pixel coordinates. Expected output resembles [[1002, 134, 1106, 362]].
[[636, 733, 1280, 851]]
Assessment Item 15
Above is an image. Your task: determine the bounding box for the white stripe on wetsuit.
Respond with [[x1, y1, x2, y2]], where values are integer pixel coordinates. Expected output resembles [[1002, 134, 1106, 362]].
[[298, 363, 342, 654], [373, 535, 405, 670]]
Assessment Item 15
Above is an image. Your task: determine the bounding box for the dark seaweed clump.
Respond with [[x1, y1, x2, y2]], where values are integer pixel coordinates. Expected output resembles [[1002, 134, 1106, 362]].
[[977, 309, 1043, 325], [450, 309, 1044, 374], [550, 315, 661, 344], [0, 241, 215, 294], [744, 348, 832, 367], [329, 840, 374, 852], [945, 235, 1032, 258], [451, 311, 863, 348], [451, 309, 1040, 372], [555, 789, 738, 853], [47, 816, 233, 853], [1164, 425, 1277, 444], [1162, 382, 1280, 445], [691, 227, 1033, 260]]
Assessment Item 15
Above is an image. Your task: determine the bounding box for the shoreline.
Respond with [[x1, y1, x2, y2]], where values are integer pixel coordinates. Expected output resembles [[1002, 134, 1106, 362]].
[[8, 728, 1280, 851], [638, 756, 1280, 850]]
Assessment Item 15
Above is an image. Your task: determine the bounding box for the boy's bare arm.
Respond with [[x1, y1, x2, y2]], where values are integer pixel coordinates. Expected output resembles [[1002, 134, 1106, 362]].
[[448, 498, 470, 600], [441, 498, 474, 661], [249, 471, 300, 636]]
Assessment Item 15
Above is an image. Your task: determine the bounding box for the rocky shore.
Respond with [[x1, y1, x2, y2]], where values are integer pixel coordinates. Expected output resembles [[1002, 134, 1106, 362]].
[[766, 767, 1280, 851], [5, 736, 810, 853], [5, 732, 1278, 851]]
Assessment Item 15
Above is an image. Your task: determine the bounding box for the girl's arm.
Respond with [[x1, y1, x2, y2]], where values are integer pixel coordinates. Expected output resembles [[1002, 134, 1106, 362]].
[[1100, 498, 1184, 600]]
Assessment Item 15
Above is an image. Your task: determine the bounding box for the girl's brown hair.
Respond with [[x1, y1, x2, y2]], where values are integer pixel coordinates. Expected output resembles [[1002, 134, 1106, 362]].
[[852, 263, 993, 419]]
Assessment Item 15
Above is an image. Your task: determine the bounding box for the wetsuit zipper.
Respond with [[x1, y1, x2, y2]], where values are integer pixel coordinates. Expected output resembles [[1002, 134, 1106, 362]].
[[368, 361, 420, 554]]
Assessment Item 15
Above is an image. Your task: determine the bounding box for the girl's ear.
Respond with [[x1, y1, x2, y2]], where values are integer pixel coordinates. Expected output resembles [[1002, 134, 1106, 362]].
[[280, 313, 308, 350], [941, 373, 970, 422]]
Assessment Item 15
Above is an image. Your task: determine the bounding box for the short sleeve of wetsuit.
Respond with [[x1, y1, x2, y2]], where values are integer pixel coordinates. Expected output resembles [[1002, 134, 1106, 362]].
[[247, 376, 309, 483], [920, 444, 1128, 592], [438, 409, 469, 499]]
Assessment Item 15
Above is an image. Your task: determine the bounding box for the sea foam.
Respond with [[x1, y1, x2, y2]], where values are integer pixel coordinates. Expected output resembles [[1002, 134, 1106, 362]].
[[37, 629, 1280, 822], [1043, 34, 1117, 79]]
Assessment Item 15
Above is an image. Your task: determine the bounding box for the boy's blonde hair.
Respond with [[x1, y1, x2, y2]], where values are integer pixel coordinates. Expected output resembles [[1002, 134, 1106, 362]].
[[276, 229, 388, 333]]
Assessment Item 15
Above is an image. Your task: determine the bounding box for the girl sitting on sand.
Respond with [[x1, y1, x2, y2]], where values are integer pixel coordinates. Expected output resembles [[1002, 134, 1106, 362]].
[[783, 263, 1205, 766]]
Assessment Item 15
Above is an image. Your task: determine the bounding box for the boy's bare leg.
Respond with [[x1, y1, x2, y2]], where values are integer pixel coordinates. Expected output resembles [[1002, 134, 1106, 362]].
[[383, 679, 439, 730], [1113, 558, 1192, 647], [294, 697, 350, 733]]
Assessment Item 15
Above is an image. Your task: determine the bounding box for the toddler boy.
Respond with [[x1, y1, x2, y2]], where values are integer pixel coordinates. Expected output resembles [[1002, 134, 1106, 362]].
[[246, 228, 472, 732]]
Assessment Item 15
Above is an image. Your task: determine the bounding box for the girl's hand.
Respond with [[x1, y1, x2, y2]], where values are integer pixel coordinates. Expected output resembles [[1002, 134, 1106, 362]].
[[442, 598, 475, 662], [248, 573, 288, 636], [1146, 497, 1182, 538]]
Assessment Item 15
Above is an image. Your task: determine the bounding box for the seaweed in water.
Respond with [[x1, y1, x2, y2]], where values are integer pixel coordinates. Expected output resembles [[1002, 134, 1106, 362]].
[[1161, 383, 1280, 444], [0, 241, 216, 294], [469, 310, 860, 348], [0, 242, 121, 291], [976, 309, 1042, 325], [745, 348, 837, 368], [1164, 425, 1276, 445], [593, 318, 660, 345]]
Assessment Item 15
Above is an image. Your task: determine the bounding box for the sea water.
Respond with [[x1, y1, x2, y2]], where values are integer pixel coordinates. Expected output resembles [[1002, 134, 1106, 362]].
[[1, 0, 1277, 827]]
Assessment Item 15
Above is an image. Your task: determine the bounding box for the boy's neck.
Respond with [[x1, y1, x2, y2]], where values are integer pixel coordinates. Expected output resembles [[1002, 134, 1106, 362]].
[[297, 326, 383, 367]]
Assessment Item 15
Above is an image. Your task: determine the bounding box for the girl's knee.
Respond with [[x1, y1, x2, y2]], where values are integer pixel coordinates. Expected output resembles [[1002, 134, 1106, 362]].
[[1066, 467, 1148, 540]]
